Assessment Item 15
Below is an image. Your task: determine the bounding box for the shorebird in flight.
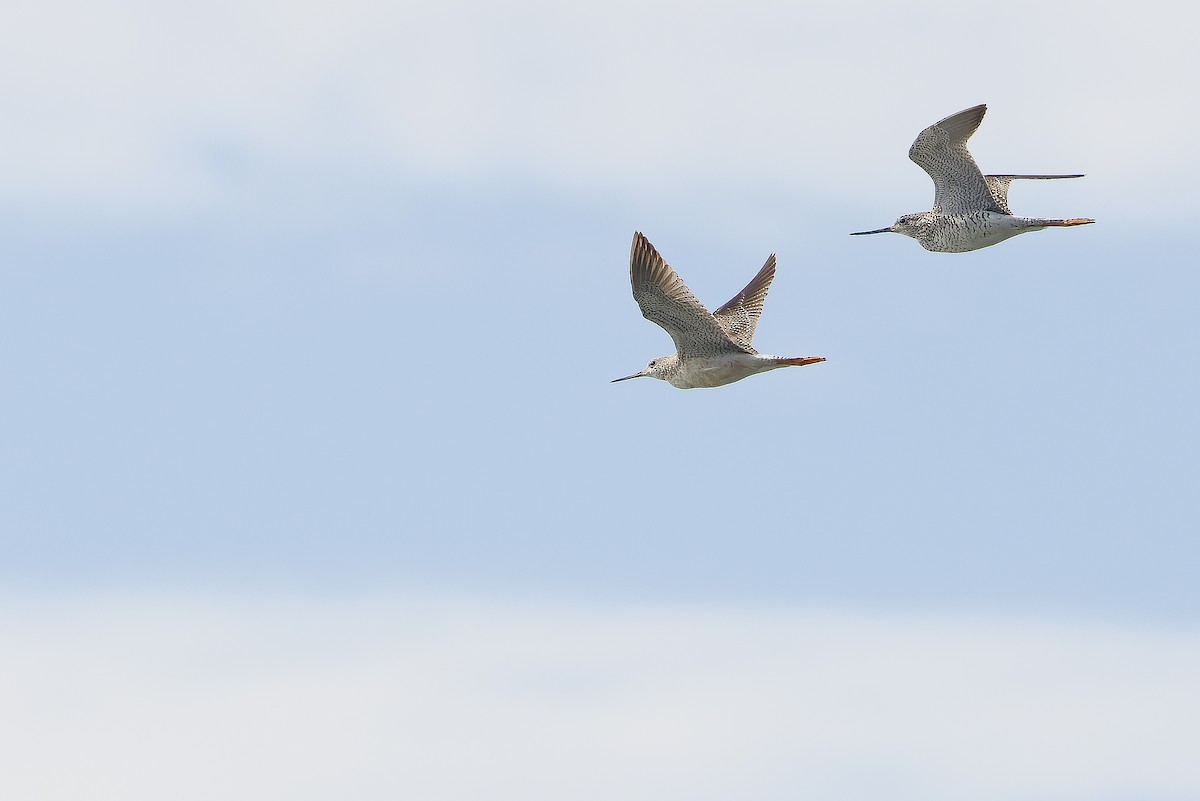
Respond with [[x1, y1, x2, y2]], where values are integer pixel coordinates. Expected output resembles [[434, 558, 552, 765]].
[[851, 104, 1094, 252], [612, 232, 824, 389]]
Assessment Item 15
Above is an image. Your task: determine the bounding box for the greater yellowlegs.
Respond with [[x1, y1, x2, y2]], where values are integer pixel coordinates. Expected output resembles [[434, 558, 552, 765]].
[[612, 232, 824, 389], [851, 104, 1094, 252]]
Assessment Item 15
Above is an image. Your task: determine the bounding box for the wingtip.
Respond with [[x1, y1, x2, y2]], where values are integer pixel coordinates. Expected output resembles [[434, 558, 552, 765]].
[[631, 230, 660, 258], [935, 103, 988, 139], [630, 230, 655, 269], [985, 173, 1086, 180]]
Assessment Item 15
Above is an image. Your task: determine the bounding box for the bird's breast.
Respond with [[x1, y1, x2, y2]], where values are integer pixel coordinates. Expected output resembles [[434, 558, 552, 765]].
[[924, 212, 1028, 252], [667, 353, 768, 389]]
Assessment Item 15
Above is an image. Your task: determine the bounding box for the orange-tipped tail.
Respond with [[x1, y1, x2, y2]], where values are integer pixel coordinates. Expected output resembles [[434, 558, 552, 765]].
[[1044, 218, 1095, 226], [774, 356, 826, 367]]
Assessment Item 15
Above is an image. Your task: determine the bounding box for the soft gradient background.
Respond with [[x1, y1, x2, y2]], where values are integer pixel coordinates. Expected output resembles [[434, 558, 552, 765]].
[[3, 1, 1198, 799]]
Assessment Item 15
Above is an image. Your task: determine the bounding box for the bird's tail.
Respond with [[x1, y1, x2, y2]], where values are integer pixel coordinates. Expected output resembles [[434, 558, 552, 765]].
[[1040, 218, 1095, 227], [774, 356, 826, 367]]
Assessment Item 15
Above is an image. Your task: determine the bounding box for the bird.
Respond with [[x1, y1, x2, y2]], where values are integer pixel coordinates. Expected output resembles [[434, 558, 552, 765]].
[[850, 104, 1094, 252], [612, 232, 825, 389]]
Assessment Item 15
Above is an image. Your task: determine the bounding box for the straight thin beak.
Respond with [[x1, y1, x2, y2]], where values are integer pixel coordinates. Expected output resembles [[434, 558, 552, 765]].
[[849, 227, 891, 236], [611, 372, 647, 383]]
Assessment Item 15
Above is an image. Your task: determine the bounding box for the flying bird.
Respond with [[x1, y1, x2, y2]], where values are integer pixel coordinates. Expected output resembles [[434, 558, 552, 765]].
[[612, 232, 824, 389], [851, 104, 1094, 252]]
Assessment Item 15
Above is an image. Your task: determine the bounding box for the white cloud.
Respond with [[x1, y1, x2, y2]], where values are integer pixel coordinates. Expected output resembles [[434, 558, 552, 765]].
[[2, 593, 1198, 801], [1, 0, 1197, 218]]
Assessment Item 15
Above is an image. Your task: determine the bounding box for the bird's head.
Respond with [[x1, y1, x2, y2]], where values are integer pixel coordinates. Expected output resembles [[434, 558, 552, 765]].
[[611, 355, 676, 384], [850, 212, 929, 240]]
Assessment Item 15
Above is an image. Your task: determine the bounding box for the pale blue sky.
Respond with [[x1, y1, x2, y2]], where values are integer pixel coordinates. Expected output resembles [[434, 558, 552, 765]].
[[4, 191, 1196, 618], [2, 1, 1199, 798]]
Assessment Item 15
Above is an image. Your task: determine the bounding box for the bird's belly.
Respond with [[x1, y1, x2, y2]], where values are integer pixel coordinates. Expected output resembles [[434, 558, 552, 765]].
[[668, 354, 763, 389], [927, 212, 1029, 252]]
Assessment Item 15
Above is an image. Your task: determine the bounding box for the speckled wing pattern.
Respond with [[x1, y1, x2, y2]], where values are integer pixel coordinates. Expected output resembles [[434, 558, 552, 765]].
[[908, 104, 1004, 215], [629, 232, 750, 359], [984, 174, 1085, 215], [713, 254, 775, 350]]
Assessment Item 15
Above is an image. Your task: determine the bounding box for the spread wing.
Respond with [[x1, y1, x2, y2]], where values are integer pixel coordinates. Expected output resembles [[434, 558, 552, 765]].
[[908, 104, 1003, 214], [984, 174, 1085, 215], [713, 253, 775, 350], [629, 232, 749, 359]]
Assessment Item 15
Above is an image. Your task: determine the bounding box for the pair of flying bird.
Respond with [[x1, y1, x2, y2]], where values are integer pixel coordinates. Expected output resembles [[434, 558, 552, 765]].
[[613, 104, 1095, 389]]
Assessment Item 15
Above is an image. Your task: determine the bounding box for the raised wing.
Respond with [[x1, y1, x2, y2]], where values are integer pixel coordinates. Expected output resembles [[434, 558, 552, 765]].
[[984, 174, 1085, 215], [629, 232, 749, 358], [713, 253, 775, 350], [908, 104, 1003, 214]]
